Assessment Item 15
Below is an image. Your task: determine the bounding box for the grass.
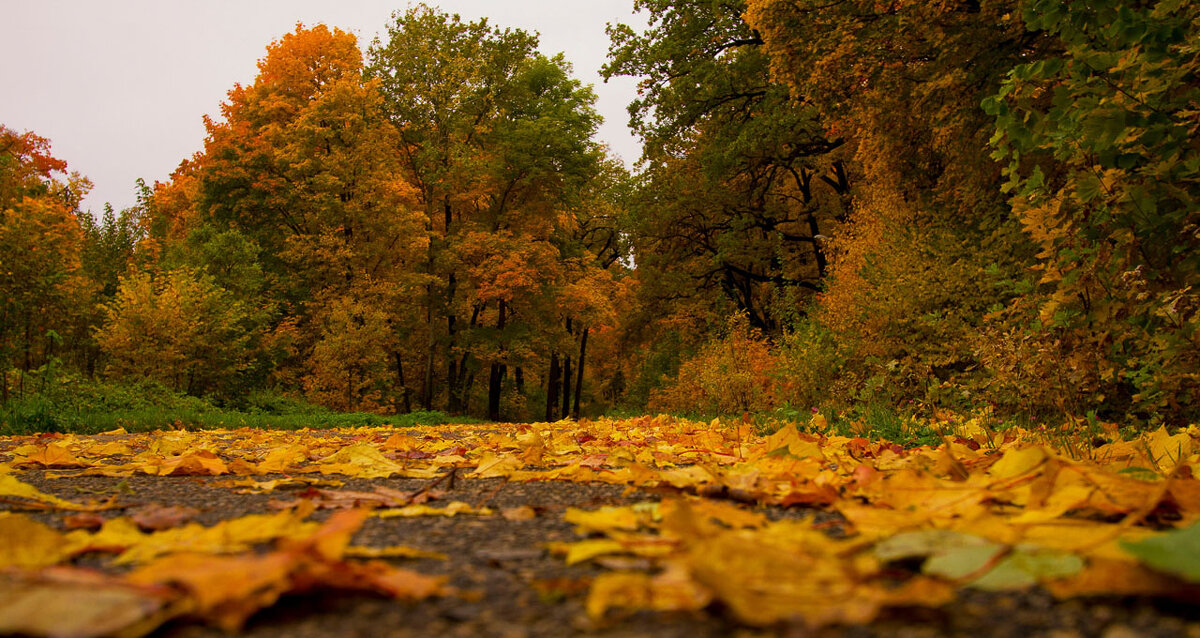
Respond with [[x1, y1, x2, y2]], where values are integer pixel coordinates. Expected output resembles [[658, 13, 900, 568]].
[[0, 376, 478, 435]]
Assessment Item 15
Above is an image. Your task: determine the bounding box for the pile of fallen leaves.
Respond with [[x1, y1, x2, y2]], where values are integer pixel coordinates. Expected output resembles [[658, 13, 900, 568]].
[[1, 415, 1198, 635]]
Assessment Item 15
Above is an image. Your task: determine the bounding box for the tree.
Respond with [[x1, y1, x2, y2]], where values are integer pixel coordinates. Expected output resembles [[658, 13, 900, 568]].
[[95, 268, 255, 394], [983, 0, 1200, 421], [370, 5, 605, 417], [0, 126, 91, 400], [742, 0, 1044, 406], [304, 295, 395, 412], [605, 0, 846, 337], [195, 24, 428, 405]]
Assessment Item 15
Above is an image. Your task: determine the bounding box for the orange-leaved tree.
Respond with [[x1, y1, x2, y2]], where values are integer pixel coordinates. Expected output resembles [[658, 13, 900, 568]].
[[0, 126, 91, 400]]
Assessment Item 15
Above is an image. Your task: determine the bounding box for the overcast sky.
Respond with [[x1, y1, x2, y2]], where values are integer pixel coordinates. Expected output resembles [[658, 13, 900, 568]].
[[1, 0, 645, 214]]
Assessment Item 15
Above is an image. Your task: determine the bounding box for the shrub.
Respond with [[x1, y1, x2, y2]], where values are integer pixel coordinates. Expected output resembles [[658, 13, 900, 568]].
[[649, 314, 779, 415]]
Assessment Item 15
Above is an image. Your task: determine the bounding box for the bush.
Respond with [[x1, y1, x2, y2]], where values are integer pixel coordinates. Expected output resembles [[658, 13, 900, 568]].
[[649, 314, 779, 415], [775, 320, 846, 411]]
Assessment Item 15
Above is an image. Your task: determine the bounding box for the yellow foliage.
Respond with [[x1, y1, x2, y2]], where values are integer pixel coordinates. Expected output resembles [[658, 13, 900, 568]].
[[649, 314, 780, 415], [95, 268, 254, 394]]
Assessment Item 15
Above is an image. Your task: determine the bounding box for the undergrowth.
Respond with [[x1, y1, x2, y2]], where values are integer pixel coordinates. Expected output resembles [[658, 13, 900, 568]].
[[0, 375, 477, 435]]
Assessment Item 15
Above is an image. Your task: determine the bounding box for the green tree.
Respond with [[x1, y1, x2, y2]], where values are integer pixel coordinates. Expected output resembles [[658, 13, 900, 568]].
[[983, 0, 1200, 421], [605, 0, 846, 337]]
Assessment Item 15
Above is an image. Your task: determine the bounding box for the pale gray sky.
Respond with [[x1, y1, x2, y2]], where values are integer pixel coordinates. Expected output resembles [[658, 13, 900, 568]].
[[0, 1, 644, 214]]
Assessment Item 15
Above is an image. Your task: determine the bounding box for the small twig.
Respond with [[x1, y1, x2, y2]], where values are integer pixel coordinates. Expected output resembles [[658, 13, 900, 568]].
[[475, 479, 507, 510], [407, 467, 458, 503]]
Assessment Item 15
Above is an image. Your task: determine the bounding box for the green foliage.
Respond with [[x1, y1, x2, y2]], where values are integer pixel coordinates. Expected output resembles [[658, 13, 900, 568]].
[[0, 372, 475, 435], [984, 0, 1200, 422], [606, 0, 843, 336], [79, 200, 142, 299]]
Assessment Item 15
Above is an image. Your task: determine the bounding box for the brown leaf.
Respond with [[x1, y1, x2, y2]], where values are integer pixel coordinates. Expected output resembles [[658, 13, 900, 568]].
[[500, 505, 537, 521], [129, 504, 200, 531], [63, 512, 107, 531]]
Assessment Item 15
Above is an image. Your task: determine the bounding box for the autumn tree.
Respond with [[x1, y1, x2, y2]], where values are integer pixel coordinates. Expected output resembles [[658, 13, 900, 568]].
[[0, 126, 91, 400], [739, 0, 1047, 409], [95, 268, 255, 394], [195, 24, 427, 408], [605, 0, 847, 338], [982, 0, 1200, 421], [370, 5, 609, 418]]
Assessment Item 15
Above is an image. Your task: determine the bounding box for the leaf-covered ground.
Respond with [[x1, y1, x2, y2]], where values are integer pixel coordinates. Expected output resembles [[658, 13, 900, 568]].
[[2, 417, 1200, 637]]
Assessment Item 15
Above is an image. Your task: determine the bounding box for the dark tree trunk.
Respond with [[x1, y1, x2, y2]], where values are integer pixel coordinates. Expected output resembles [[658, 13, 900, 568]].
[[487, 301, 508, 421], [463, 370, 476, 415], [561, 355, 572, 420], [515, 366, 525, 395], [561, 319, 573, 419], [443, 195, 460, 413], [487, 363, 505, 421], [572, 327, 588, 419], [545, 353, 560, 422], [421, 286, 435, 411], [395, 352, 412, 414], [446, 276, 459, 413], [20, 315, 30, 398]]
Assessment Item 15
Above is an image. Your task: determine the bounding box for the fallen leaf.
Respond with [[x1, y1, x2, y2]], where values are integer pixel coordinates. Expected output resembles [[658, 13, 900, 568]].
[[468, 451, 523, 478], [0, 513, 71, 568], [377, 501, 493, 518], [0, 568, 178, 638], [63, 512, 107, 531], [344, 545, 448, 560], [0, 474, 103, 511], [1120, 521, 1200, 582], [129, 504, 200, 531], [500, 505, 537, 521]]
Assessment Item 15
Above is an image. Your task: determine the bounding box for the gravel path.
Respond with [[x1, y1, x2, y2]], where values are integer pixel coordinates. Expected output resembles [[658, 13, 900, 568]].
[[8, 469, 1200, 638]]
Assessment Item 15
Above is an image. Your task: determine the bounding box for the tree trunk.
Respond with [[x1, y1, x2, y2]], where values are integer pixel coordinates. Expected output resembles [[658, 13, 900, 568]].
[[487, 301, 508, 421], [487, 363, 505, 421], [421, 288, 435, 411], [545, 353, 560, 422], [20, 315, 30, 398], [515, 366, 525, 395], [463, 370, 476, 415], [445, 270, 460, 413], [561, 319, 573, 419], [395, 352, 412, 414], [572, 327, 588, 419], [561, 355, 572, 420], [442, 196, 459, 412]]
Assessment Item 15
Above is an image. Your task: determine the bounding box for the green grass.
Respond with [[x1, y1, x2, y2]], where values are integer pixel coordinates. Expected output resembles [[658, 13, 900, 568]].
[[610, 402, 949, 449], [0, 376, 478, 435], [0, 401, 475, 436]]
